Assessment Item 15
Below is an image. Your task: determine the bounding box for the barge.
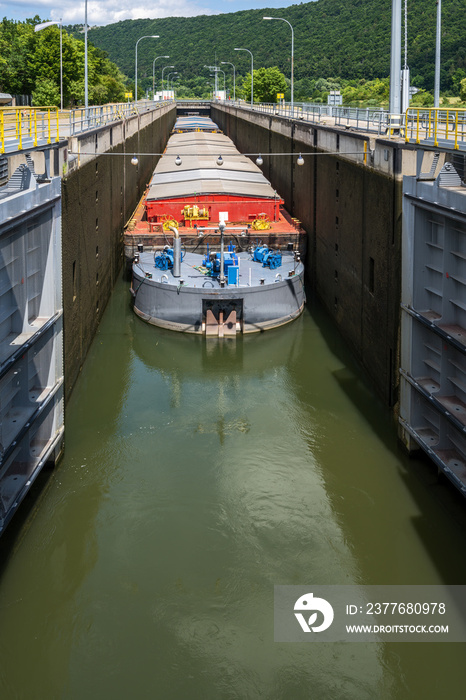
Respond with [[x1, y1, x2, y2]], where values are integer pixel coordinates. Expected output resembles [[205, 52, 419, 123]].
[[128, 117, 306, 336]]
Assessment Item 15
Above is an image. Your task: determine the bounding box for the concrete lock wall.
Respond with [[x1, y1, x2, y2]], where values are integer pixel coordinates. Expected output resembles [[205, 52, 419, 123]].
[[213, 105, 405, 407], [61, 106, 176, 400]]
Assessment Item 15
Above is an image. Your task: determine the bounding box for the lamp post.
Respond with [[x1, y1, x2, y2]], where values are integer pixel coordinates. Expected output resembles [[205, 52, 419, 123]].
[[210, 71, 224, 98], [152, 55, 169, 97], [171, 73, 180, 95], [135, 35, 159, 102], [34, 19, 63, 110], [216, 69, 226, 97], [263, 16, 294, 113], [167, 72, 178, 97], [209, 75, 216, 97], [205, 64, 218, 96], [162, 65, 175, 95], [234, 48, 254, 106], [221, 61, 236, 101]]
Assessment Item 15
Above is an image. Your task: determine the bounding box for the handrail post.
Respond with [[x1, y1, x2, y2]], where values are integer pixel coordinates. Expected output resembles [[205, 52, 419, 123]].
[[434, 109, 439, 147], [56, 107, 59, 142], [0, 110, 4, 154], [47, 108, 51, 144], [18, 109, 22, 150], [33, 109, 38, 147]]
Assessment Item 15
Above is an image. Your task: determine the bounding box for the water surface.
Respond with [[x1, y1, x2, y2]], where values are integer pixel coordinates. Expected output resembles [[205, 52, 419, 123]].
[[1, 275, 465, 699]]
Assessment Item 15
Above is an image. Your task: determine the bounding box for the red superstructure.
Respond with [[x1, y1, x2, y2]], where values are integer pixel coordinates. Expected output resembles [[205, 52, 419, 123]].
[[145, 193, 282, 230], [124, 117, 305, 264]]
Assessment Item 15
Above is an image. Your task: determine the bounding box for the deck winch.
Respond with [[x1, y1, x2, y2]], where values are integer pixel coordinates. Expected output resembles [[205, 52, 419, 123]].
[[252, 246, 282, 270], [182, 204, 209, 222], [203, 249, 238, 280], [154, 246, 175, 270]]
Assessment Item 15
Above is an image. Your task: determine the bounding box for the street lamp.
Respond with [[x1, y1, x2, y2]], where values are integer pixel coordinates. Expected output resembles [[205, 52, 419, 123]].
[[216, 69, 226, 97], [171, 73, 180, 95], [153, 55, 169, 97], [135, 35, 159, 102], [34, 19, 63, 110], [210, 71, 225, 98], [221, 61, 236, 101], [167, 72, 178, 96], [263, 16, 294, 112], [234, 48, 254, 106], [162, 65, 174, 95], [204, 64, 219, 96], [209, 75, 217, 97]]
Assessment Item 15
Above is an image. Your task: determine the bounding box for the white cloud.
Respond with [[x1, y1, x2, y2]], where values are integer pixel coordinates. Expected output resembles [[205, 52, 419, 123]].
[[1, 0, 300, 26], [1, 0, 216, 25]]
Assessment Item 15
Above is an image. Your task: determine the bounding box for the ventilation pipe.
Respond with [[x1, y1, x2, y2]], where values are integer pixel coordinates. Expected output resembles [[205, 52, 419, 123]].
[[169, 226, 181, 277]]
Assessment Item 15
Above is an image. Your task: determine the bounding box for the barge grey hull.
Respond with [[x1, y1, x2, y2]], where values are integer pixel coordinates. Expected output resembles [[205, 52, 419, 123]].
[[132, 251, 305, 334]]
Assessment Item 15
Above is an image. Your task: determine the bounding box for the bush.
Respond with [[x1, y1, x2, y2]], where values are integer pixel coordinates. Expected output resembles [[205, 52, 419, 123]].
[[32, 78, 60, 107], [460, 78, 466, 102]]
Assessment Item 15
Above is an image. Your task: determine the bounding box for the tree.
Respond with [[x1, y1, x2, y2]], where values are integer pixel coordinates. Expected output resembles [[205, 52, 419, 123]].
[[32, 77, 60, 106], [241, 67, 287, 103], [0, 17, 127, 107], [460, 78, 466, 102], [410, 89, 434, 106]]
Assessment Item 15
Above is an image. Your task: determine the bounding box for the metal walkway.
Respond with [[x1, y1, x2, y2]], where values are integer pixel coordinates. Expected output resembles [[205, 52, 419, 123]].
[[215, 100, 466, 152], [0, 100, 173, 154], [405, 107, 466, 151]]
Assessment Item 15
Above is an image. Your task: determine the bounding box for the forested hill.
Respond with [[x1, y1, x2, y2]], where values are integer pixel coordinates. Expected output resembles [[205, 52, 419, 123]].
[[69, 0, 465, 92]]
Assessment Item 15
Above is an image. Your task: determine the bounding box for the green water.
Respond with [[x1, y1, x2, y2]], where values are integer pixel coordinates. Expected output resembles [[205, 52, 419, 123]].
[[1, 274, 466, 699]]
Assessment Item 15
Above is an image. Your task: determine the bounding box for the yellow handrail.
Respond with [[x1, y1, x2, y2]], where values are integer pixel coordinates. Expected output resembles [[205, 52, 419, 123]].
[[18, 110, 22, 150], [405, 107, 466, 150], [0, 106, 61, 152], [1, 102, 163, 153]]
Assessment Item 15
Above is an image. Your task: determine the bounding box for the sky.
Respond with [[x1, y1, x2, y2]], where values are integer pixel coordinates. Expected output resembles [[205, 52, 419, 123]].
[[1, 0, 305, 26]]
